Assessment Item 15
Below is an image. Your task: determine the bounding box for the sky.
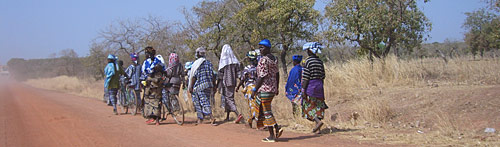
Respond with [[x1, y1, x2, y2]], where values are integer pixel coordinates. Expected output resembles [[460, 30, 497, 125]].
[[0, 0, 487, 64]]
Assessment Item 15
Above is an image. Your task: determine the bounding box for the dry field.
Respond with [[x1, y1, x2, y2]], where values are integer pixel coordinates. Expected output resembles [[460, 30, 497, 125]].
[[25, 56, 500, 146]]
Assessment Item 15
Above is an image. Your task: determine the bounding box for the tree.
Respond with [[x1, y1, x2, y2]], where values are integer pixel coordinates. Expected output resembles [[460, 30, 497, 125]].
[[234, 0, 319, 76], [59, 49, 79, 76], [83, 41, 110, 80], [98, 16, 180, 58], [463, 8, 499, 57], [182, 1, 237, 59], [325, 0, 431, 60]]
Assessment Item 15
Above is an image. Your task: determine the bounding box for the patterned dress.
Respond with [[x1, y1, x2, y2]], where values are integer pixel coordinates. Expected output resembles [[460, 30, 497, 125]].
[[302, 55, 328, 121], [144, 70, 164, 119], [218, 64, 240, 112], [142, 57, 166, 119], [240, 64, 260, 124], [192, 60, 215, 120], [256, 55, 278, 128]]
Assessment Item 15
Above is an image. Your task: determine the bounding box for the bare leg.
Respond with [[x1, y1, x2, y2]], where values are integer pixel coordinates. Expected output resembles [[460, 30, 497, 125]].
[[313, 117, 324, 134], [267, 126, 276, 140], [225, 112, 230, 121]]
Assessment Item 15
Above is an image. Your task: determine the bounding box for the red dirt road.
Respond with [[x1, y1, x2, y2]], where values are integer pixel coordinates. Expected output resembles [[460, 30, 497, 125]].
[[0, 78, 381, 147]]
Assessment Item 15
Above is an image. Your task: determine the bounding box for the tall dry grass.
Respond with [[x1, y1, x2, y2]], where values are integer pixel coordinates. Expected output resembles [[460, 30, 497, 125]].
[[25, 76, 104, 99], [326, 55, 500, 89]]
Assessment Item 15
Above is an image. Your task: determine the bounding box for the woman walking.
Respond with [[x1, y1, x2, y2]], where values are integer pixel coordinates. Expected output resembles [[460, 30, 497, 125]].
[[301, 42, 328, 134], [216, 44, 243, 123], [251, 39, 283, 143]]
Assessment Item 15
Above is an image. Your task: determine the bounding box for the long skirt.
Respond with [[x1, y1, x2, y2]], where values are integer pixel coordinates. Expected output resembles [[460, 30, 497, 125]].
[[144, 88, 161, 119], [192, 89, 213, 120], [108, 88, 118, 110], [221, 86, 237, 112], [256, 92, 276, 128], [302, 96, 328, 121], [242, 84, 260, 123], [162, 89, 180, 112]]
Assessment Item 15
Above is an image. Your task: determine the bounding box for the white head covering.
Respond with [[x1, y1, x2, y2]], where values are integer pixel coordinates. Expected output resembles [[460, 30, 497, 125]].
[[302, 42, 323, 54], [195, 47, 206, 58], [218, 44, 239, 71]]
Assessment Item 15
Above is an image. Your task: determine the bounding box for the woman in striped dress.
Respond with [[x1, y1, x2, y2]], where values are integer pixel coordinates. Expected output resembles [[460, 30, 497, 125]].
[[301, 42, 329, 134]]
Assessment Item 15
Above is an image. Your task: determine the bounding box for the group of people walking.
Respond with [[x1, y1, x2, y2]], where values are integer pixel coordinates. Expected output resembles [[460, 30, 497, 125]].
[[103, 39, 328, 143]]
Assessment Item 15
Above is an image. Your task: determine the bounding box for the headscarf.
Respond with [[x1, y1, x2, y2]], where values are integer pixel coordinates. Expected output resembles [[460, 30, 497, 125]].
[[195, 47, 206, 58], [302, 42, 323, 54], [168, 53, 179, 68], [130, 53, 138, 61], [292, 55, 303, 62], [107, 54, 117, 60], [247, 51, 257, 60], [184, 61, 193, 70], [218, 44, 239, 71], [130, 53, 139, 64], [259, 39, 271, 48]]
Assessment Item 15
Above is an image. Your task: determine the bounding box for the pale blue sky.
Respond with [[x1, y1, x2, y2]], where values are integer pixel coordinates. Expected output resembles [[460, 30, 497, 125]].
[[0, 0, 487, 64]]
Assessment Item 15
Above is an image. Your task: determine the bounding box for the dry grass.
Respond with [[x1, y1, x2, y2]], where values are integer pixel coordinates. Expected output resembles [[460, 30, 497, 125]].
[[25, 75, 104, 99], [24, 56, 500, 146], [326, 55, 500, 88]]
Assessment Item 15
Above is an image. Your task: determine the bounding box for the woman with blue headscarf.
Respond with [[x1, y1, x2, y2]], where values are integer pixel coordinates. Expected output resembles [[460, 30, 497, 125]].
[[104, 54, 120, 115], [285, 55, 303, 116]]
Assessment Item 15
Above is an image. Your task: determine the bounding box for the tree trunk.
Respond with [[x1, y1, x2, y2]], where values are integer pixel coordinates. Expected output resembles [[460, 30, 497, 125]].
[[435, 49, 448, 63], [280, 45, 289, 79]]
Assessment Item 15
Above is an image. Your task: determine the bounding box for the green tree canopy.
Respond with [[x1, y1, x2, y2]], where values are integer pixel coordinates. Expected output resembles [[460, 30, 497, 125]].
[[463, 8, 500, 57], [325, 0, 431, 59]]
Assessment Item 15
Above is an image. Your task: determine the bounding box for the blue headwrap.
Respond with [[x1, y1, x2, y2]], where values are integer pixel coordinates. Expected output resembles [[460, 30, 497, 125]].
[[107, 54, 117, 60], [292, 55, 303, 62], [302, 42, 323, 54], [259, 39, 271, 48], [184, 61, 193, 70]]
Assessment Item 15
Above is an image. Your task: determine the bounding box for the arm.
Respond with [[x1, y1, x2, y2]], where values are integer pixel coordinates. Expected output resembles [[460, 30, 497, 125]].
[[301, 80, 309, 99], [105, 65, 115, 78], [235, 75, 247, 92], [251, 75, 264, 98], [275, 72, 279, 95], [212, 74, 217, 95], [216, 79, 221, 92], [302, 63, 309, 99], [189, 76, 196, 93]]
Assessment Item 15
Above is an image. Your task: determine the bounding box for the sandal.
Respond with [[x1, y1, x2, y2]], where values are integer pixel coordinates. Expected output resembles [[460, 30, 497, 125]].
[[234, 114, 243, 124], [145, 119, 155, 124], [312, 122, 324, 133], [195, 119, 202, 125], [261, 138, 275, 143], [276, 127, 284, 139], [211, 119, 217, 126]]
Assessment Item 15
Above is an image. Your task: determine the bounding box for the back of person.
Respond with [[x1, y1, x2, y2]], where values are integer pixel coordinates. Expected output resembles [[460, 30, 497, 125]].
[[166, 63, 184, 93], [303, 56, 325, 81]]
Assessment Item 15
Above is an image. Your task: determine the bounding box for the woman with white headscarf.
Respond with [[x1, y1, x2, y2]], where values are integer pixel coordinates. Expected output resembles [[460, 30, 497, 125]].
[[216, 44, 243, 123]]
